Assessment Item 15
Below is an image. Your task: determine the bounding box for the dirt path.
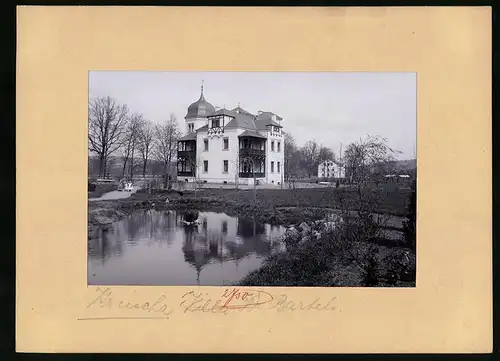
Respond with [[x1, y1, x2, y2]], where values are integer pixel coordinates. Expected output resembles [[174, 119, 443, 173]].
[[89, 189, 138, 201]]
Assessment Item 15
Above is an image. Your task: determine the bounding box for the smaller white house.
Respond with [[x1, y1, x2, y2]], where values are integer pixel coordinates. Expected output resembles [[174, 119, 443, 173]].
[[318, 160, 345, 179]]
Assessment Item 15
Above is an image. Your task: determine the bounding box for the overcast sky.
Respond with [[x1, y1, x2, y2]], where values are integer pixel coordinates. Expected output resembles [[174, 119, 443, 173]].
[[89, 71, 416, 160]]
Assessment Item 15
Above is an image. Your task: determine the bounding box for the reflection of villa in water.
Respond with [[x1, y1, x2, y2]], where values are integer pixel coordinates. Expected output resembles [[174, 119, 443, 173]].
[[88, 209, 285, 286], [177, 211, 281, 284]]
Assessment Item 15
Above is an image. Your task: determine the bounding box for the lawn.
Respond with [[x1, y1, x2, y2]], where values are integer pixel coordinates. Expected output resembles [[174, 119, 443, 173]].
[[170, 186, 412, 216]]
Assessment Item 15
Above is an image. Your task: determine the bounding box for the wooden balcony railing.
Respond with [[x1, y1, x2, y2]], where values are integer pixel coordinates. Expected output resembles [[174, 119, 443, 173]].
[[178, 150, 196, 159], [239, 148, 265, 157], [239, 172, 265, 178]]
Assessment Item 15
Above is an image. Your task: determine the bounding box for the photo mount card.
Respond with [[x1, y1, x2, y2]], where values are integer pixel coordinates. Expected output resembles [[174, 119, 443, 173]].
[[16, 6, 492, 354]]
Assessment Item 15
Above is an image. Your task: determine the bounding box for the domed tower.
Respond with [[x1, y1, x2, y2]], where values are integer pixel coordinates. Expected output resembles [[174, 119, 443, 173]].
[[185, 82, 215, 133]]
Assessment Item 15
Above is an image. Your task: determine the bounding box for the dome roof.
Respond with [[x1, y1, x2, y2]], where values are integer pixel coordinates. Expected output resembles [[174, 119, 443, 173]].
[[185, 85, 215, 119]]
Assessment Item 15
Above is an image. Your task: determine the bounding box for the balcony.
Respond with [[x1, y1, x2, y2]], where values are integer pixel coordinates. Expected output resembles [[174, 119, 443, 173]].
[[239, 148, 265, 157], [239, 172, 265, 178], [178, 150, 196, 159]]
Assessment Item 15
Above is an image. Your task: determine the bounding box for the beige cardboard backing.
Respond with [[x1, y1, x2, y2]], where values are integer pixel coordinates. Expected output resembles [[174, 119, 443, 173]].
[[16, 6, 492, 353]]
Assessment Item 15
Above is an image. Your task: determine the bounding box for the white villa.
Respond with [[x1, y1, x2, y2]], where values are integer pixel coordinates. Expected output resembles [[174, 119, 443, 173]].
[[318, 160, 345, 179], [177, 85, 285, 185]]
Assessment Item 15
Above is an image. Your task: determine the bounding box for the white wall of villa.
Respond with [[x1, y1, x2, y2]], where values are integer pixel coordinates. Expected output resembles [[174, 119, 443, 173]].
[[266, 132, 284, 185], [196, 128, 242, 184], [177, 85, 285, 185]]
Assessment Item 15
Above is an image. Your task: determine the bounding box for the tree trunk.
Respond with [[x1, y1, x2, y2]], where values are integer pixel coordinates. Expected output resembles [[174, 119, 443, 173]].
[[99, 154, 106, 177], [129, 146, 135, 180], [163, 163, 168, 189], [122, 158, 128, 178], [142, 159, 147, 178]]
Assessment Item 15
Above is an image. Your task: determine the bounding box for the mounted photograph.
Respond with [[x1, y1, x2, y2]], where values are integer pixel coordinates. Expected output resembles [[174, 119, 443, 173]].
[[87, 71, 416, 287]]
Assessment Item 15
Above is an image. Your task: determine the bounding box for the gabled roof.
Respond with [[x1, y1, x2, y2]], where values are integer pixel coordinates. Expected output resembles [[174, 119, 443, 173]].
[[192, 106, 282, 132], [178, 132, 197, 141], [225, 112, 258, 130], [238, 130, 267, 139], [231, 106, 254, 117], [256, 111, 283, 121], [266, 120, 283, 128], [254, 111, 283, 130]]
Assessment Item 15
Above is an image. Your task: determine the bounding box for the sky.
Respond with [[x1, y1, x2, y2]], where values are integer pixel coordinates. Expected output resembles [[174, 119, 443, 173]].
[[89, 71, 416, 160]]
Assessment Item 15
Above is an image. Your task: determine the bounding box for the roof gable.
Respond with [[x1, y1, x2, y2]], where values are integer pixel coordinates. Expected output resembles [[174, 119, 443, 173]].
[[231, 106, 254, 117], [256, 111, 283, 121], [224, 112, 257, 130]]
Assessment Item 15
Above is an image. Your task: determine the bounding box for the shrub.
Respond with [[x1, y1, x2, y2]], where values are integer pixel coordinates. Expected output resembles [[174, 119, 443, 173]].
[[402, 180, 416, 251], [381, 248, 416, 285]]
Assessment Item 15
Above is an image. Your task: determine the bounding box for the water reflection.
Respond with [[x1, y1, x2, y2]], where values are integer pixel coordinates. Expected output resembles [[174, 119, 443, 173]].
[[88, 210, 286, 285]]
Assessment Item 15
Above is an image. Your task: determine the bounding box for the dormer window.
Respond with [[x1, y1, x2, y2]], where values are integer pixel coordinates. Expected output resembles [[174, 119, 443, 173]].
[[212, 118, 220, 128]]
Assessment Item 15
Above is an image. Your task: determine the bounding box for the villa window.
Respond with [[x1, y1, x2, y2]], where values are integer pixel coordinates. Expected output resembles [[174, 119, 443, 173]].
[[204, 139, 209, 151], [188, 123, 194, 132], [223, 137, 229, 150], [212, 118, 220, 128], [271, 141, 275, 152], [223, 160, 228, 173], [277, 142, 281, 152], [271, 161, 275, 173], [203, 160, 208, 172], [277, 162, 281, 173]]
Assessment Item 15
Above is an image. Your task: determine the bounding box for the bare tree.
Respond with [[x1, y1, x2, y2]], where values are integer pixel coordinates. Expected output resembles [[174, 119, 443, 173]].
[[334, 136, 402, 286], [283, 132, 299, 181], [343, 135, 401, 184], [88, 96, 129, 177], [120, 114, 143, 179], [154, 113, 181, 188], [138, 119, 155, 178], [299, 140, 320, 178], [318, 145, 335, 163]]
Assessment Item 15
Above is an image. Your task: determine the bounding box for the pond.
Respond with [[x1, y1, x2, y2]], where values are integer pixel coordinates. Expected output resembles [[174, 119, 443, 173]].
[[88, 210, 287, 286]]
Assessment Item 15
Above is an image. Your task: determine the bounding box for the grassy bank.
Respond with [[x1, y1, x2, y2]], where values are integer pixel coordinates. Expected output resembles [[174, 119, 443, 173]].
[[178, 187, 411, 216], [87, 186, 416, 287], [88, 187, 410, 238], [238, 218, 416, 287]]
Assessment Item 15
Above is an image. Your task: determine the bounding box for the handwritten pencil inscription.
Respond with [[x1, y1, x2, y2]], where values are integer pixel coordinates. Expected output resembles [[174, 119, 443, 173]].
[[86, 287, 174, 318], [82, 287, 338, 319]]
